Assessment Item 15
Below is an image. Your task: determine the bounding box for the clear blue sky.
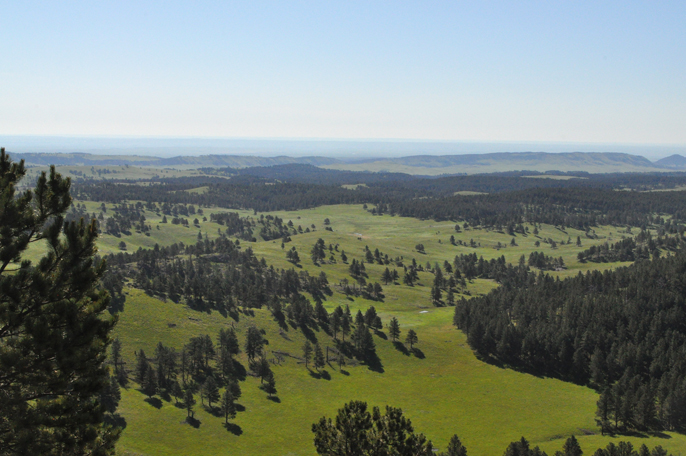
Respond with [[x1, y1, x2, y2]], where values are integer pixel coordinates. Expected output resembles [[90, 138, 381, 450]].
[[1, 1, 684, 145]]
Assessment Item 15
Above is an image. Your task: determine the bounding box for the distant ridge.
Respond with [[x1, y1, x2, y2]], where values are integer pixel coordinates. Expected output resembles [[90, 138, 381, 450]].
[[654, 154, 686, 169], [5, 150, 682, 175], [325, 152, 666, 175], [8, 152, 341, 168]]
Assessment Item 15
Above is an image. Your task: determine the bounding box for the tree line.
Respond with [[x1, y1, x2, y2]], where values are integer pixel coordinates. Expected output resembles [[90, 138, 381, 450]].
[[312, 400, 676, 456], [454, 251, 686, 432]]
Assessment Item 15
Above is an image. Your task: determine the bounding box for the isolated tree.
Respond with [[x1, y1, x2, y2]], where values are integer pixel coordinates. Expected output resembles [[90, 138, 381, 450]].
[[256, 355, 272, 383], [314, 342, 326, 371], [184, 388, 196, 418], [337, 352, 346, 370], [406, 329, 418, 349], [221, 390, 237, 424], [203, 376, 220, 408], [303, 341, 313, 369], [389, 317, 401, 342], [111, 337, 123, 375], [0, 150, 118, 454], [264, 371, 277, 399], [444, 434, 468, 456], [142, 367, 158, 398]]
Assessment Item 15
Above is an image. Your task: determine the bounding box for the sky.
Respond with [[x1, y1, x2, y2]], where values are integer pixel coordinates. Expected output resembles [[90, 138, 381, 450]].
[[1, 1, 685, 150]]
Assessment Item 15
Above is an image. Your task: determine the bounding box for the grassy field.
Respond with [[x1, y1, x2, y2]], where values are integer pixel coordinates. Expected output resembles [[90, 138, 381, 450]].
[[74, 204, 683, 456]]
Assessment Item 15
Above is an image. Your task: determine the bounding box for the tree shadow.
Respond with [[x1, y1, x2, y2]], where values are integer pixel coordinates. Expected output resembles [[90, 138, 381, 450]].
[[393, 341, 410, 356], [308, 369, 331, 381], [232, 360, 247, 381], [235, 403, 246, 412], [144, 397, 163, 409], [340, 369, 350, 376], [302, 325, 318, 343], [364, 351, 384, 373], [104, 413, 127, 430], [374, 330, 388, 340], [205, 405, 222, 417], [185, 416, 201, 428], [223, 422, 243, 435], [267, 396, 281, 403], [107, 294, 126, 314], [411, 348, 425, 359]]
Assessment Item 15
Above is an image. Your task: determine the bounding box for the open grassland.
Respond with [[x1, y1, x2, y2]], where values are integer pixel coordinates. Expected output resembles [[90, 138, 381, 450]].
[[22, 165, 222, 182], [76, 204, 682, 455]]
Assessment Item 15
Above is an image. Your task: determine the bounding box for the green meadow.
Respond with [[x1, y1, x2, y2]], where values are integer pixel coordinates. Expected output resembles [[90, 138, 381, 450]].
[[74, 203, 683, 456]]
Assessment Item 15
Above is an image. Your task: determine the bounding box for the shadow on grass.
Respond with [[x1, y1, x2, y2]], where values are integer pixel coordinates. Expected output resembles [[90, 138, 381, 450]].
[[205, 405, 222, 418], [224, 422, 243, 435], [235, 403, 246, 412], [107, 293, 126, 314], [411, 348, 425, 359], [393, 341, 410, 356], [364, 351, 384, 373], [144, 397, 163, 409], [340, 369, 350, 376], [308, 369, 332, 381], [104, 413, 127, 430], [267, 396, 281, 403], [185, 416, 201, 428], [374, 330, 388, 340]]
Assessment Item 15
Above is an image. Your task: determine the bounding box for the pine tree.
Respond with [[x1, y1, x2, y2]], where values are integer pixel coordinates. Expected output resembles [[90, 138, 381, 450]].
[[445, 434, 468, 456], [406, 329, 418, 350], [184, 388, 196, 418], [561, 436, 582, 456], [314, 343, 326, 371], [264, 371, 277, 398], [0, 150, 120, 453], [229, 378, 242, 400], [303, 341, 313, 369], [221, 390, 237, 424], [171, 380, 183, 404], [389, 317, 401, 342], [331, 312, 341, 340], [142, 367, 158, 398], [203, 376, 220, 408], [245, 325, 264, 360]]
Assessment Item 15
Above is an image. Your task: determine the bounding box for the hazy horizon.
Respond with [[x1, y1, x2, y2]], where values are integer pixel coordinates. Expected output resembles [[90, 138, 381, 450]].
[[2, 135, 685, 161]]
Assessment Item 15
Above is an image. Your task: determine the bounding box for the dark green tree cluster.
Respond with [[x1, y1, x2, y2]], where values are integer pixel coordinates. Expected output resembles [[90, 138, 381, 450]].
[[312, 400, 434, 455], [527, 252, 565, 271], [0, 150, 118, 455], [104, 236, 330, 312], [312, 400, 678, 456], [577, 230, 683, 263], [454, 251, 686, 431]]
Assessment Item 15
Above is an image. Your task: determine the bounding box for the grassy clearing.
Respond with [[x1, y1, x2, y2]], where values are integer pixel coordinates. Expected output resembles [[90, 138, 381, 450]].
[[65, 203, 682, 455]]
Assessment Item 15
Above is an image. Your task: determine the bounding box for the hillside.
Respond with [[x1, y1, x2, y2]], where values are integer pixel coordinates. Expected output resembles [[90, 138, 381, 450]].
[[654, 154, 686, 169], [326, 152, 666, 175]]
